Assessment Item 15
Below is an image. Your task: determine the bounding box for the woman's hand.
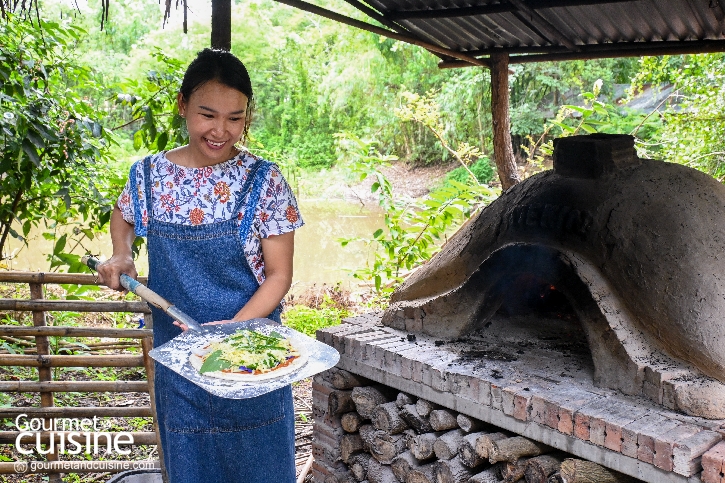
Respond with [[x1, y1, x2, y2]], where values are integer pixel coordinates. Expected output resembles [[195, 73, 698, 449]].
[[96, 254, 138, 292], [98, 205, 138, 292]]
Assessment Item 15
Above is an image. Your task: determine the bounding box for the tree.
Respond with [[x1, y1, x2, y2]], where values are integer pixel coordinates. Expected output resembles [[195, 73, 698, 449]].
[[0, 15, 116, 267]]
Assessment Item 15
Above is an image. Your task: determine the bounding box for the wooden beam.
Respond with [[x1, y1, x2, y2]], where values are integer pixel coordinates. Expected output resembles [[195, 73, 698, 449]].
[[271, 0, 488, 67], [342, 0, 454, 64], [489, 53, 520, 191], [387, 3, 511, 20], [29, 282, 61, 483], [438, 39, 725, 69], [211, 0, 231, 50], [508, 0, 578, 50], [0, 380, 148, 392], [508, 41, 725, 62], [343, 0, 407, 34], [463, 39, 725, 58]]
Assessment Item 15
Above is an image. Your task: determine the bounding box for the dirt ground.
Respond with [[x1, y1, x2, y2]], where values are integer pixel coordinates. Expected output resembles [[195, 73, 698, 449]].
[[346, 161, 460, 202]]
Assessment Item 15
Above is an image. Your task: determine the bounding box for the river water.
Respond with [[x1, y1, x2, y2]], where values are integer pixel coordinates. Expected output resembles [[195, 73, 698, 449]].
[[3, 200, 383, 294]]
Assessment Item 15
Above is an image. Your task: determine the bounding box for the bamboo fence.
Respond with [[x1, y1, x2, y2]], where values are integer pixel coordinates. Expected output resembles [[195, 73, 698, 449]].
[[0, 271, 161, 479]]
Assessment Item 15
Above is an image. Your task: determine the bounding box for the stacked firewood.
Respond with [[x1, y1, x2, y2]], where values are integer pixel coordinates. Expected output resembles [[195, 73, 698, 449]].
[[313, 369, 638, 483]]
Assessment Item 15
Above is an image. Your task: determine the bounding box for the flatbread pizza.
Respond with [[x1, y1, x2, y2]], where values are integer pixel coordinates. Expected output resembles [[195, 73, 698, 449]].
[[189, 328, 307, 382]]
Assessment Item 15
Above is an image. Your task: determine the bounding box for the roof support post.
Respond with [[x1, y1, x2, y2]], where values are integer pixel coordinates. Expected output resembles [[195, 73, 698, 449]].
[[211, 0, 232, 50], [490, 53, 520, 190]]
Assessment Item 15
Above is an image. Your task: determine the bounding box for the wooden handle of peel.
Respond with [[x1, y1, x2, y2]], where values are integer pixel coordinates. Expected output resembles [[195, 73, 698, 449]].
[[82, 255, 172, 311], [121, 275, 173, 312]]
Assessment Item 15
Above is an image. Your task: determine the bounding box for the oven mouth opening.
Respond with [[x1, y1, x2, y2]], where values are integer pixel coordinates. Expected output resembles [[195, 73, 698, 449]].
[[496, 274, 576, 318], [463, 244, 598, 374]]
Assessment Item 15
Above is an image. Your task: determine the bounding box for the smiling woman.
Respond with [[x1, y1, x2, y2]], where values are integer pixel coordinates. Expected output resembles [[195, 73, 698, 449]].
[[95, 48, 303, 483]]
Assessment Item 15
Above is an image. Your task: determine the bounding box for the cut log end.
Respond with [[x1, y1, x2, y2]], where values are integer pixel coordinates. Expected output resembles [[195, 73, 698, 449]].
[[489, 436, 552, 464], [341, 411, 365, 433], [559, 458, 639, 483]]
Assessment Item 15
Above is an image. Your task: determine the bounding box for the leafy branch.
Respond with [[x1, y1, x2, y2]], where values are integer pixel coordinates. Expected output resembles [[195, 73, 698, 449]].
[[396, 90, 481, 184]]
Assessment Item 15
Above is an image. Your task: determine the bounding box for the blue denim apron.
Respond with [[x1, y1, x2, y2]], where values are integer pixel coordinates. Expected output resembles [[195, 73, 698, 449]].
[[131, 155, 296, 483]]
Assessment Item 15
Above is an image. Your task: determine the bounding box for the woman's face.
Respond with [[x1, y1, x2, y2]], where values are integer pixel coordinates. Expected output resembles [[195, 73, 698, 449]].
[[177, 79, 249, 167]]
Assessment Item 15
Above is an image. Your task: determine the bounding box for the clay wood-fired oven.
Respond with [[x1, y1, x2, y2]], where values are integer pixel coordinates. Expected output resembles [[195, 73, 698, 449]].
[[311, 134, 725, 483]]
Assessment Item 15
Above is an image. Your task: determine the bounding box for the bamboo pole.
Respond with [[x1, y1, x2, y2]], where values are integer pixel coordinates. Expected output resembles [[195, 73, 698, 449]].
[[0, 326, 152, 339], [29, 282, 61, 483], [0, 272, 147, 285], [0, 273, 158, 480], [58, 340, 139, 346], [0, 381, 148, 392], [0, 355, 144, 367], [0, 299, 150, 313], [0, 406, 152, 418], [0, 335, 34, 346]]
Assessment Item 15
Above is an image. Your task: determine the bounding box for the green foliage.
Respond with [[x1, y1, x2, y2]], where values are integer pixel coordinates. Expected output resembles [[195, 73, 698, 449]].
[[396, 90, 483, 178], [445, 157, 495, 186], [282, 301, 350, 337], [631, 54, 725, 178], [523, 80, 663, 170], [524, 54, 725, 182], [337, 133, 496, 296], [115, 49, 187, 152], [336, 92, 499, 297], [0, 15, 119, 269]]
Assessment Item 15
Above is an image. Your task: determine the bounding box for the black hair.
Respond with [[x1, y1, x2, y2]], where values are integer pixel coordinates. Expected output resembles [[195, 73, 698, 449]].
[[180, 48, 254, 143]]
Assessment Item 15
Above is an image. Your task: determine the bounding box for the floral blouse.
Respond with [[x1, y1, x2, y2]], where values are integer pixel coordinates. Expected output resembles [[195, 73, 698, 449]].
[[117, 150, 304, 284]]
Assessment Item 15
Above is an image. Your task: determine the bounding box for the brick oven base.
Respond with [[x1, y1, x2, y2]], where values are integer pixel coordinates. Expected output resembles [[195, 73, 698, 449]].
[[316, 314, 725, 483]]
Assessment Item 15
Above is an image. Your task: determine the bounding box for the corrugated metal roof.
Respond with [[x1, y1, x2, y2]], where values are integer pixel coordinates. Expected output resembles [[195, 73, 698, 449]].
[[348, 0, 725, 66]]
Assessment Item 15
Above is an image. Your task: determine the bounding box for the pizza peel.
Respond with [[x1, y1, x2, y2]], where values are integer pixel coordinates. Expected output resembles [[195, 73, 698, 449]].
[[83, 256, 340, 399]]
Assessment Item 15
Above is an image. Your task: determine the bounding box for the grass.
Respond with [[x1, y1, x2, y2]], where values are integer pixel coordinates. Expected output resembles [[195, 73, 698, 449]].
[[283, 304, 349, 337], [283, 282, 357, 336]]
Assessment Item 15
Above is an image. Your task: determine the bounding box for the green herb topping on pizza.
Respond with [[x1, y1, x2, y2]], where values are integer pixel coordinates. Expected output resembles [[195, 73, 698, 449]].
[[198, 329, 300, 375]]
